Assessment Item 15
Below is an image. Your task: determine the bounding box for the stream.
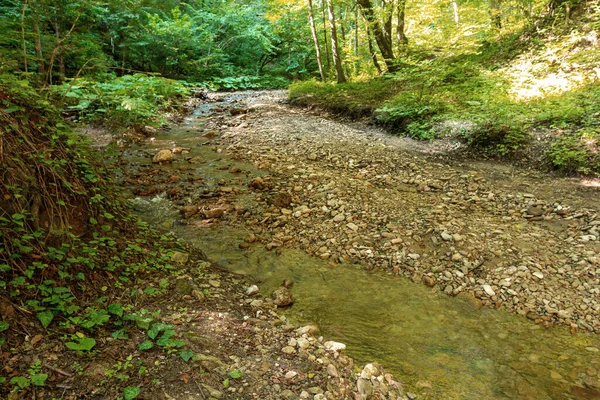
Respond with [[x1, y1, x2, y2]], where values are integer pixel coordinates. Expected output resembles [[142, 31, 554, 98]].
[[121, 91, 600, 400]]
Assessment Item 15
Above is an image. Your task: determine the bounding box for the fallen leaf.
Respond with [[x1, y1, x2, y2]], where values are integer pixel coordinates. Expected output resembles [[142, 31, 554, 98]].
[[31, 334, 43, 345], [179, 373, 190, 384]]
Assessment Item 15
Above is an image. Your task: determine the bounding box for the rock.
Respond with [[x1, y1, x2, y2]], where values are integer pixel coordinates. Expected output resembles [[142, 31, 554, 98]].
[[333, 213, 345, 222], [296, 324, 319, 335], [171, 252, 189, 264], [246, 285, 259, 296], [282, 346, 296, 354], [360, 363, 378, 379], [284, 370, 298, 379], [273, 192, 293, 208], [327, 363, 339, 377], [208, 279, 221, 288], [273, 287, 294, 307], [195, 354, 225, 370], [187, 156, 206, 164], [346, 222, 359, 232], [200, 384, 223, 399], [180, 205, 199, 218], [142, 125, 158, 135], [171, 146, 190, 154], [244, 234, 257, 243], [532, 272, 544, 279], [250, 177, 266, 190], [324, 341, 346, 352], [527, 205, 544, 216], [203, 208, 226, 219], [357, 378, 373, 397], [174, 276, 195, 296], [152, 149, 173, 163], [282, 279, 294, 288], [482, 284, 496, 297], [441, 232, 453, 241], [307, 153, 318, 161], [423, 276, 436, 287]]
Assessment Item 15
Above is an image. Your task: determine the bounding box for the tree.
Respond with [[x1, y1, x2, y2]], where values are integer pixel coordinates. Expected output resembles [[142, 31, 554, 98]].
[[308, 0, 326, 81], [396, 0, 408, 49], [326, 0, 346, 83], [357, 0, 397, 73]]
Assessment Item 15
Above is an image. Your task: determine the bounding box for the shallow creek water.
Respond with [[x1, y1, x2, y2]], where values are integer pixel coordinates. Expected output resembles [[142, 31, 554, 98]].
[[128, 98, 600, 400]]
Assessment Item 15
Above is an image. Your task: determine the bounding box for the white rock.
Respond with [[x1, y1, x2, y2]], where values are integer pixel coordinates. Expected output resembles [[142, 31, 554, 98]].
[[285, 371, 298, 379], [245, 285, 259, 296], [482, 284, 496, 297], [533, 272, 544, 279], [441, 232, 453, 241], [324, 341, 346, 352], [346, 222, 359, 231], [360, 363, 378, 379]]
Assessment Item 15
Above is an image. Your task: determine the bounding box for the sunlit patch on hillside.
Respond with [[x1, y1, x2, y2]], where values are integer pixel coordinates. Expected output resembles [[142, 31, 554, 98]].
[[505, 30, 600, 100]]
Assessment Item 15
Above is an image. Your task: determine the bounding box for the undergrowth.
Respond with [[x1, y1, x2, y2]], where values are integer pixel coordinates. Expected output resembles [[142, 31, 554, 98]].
[[52, 74, 189, 131], [0, 73, 208, 398]]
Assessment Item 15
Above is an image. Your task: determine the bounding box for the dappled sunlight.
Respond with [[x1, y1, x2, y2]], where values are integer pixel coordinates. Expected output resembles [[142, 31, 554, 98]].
[[580, 178, 600, 187], [506, 29, 600, 100]]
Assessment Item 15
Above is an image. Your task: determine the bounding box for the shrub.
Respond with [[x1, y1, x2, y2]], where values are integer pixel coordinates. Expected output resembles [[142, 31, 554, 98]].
[[54, 74, 189, 130]]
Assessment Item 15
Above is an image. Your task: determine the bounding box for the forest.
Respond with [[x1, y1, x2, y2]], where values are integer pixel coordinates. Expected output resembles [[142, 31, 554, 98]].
[[1, 0, 600, 399]]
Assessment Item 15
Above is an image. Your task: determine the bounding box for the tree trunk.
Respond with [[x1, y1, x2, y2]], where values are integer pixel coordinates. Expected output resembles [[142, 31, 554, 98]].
[[354, 6, 359, 57], [54, 19, 65, 84], [489, 0, 502, 29], [308, 0, 326, 82], [367, 25, 382, 75], [321, 0, 331, 71], [451, 0, 460, 26], [326, 0, 346, 83], [32, 9, 45, 76], [396, 0, 408, 50], [357, 0, 397, 72]]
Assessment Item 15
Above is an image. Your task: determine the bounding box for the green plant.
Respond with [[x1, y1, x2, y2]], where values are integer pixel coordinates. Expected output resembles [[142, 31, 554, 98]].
[[0, 321, 8, 347], [65, 334, 97, 351], [138, 322, 185, 352], [8, 361, 48, 391], [123, 386, 141, 400]]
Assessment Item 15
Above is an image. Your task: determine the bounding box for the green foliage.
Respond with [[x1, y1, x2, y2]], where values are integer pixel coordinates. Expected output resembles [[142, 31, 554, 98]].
[[65, 335, 97, 351], [123, 386, 141, 400], [7, 361, 48, 391], [54, 74, 188, 130], [209, 75, 289, 91], [548, 129, 600, 175]]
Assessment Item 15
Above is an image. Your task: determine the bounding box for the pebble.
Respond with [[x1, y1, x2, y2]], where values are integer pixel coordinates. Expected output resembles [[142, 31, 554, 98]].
[[324, 341, 346, 352], [482, 284, 496, 297]]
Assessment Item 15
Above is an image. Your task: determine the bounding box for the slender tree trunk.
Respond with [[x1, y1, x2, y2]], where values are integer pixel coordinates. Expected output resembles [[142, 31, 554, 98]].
[[354, 6, 359, 57], [326, 0, 346, 83], [367, 25, 382, 75], [451, 0, 460, 26], [340, 5, 347, 42], [489, 0, 502, 29], [321, 0, 331, 71], [54, 18, 65, 84], [32, 9, 45, 76], [357, 0, 397, 72], [21, 0, 28, 73], [308, 0, 326, 81], [396, 0, 408, 50]]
